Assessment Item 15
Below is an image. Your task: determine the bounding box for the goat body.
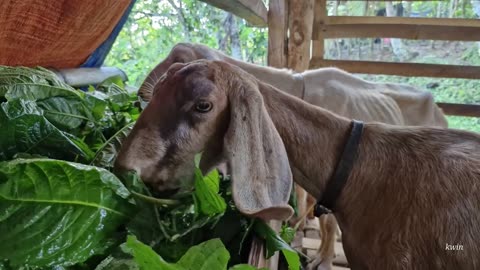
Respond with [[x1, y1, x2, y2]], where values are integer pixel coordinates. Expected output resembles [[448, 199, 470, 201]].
[[117, 60, 479, 269], [259, 78, 480, 269]]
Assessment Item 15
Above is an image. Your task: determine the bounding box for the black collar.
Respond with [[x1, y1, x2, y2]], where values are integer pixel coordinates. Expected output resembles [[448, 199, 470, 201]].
[[314, 120, 364, 217]]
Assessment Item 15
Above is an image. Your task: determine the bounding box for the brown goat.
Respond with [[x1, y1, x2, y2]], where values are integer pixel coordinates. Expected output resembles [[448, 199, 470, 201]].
[[116, 60, 480, 269], [136, 43, 448, 269]]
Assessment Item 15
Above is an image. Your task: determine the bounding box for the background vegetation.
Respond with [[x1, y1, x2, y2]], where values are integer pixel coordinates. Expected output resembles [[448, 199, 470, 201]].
[[105, 0, 480, 132]]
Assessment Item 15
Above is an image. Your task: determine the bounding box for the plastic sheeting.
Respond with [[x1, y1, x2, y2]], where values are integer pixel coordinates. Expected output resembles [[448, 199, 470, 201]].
[[0, 0, 132, 68]]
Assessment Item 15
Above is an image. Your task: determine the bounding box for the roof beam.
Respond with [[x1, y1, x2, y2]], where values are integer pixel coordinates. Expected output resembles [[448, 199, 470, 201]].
[[199, 0, 267, 27]]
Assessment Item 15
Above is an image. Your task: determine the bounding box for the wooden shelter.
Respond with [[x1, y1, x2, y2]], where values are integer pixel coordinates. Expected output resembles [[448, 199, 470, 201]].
[[201, 0, 480, 118]]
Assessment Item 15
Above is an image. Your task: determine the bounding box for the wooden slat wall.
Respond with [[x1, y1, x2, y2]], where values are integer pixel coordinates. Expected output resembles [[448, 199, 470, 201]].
[[309, 59, 480, 79], [288, 0, 315, 72], [268, 0, 288, 67], [199, 0, 267, 27], [310, 0, 480, 118]]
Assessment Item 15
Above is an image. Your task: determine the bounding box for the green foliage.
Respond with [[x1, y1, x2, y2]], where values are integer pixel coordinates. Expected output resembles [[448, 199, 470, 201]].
[[0, 50, 299, 270], [104, 0, 267, 86], [194, 168, 227, 215], [254, 221, 301, 270], [0, 158, 134, 268], [0, 99, 94, 161], [124, 236, 270, 270]]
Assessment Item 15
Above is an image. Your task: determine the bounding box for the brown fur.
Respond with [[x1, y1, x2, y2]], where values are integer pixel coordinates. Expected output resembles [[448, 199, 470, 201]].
[[117, 60, 480, 269], [137, 43, 449, 270]]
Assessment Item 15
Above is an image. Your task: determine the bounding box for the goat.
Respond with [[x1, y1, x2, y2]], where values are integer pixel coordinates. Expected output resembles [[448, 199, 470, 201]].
[[136, 43, 448, 269], [116, 60, 480, 270]]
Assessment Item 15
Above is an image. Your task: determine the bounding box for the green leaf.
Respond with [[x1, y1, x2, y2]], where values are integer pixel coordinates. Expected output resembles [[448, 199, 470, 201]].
[[125, 235, 179, 270], [194, 168, 227, 216], [0, 158, 135, 268], [229, 265, 267, 270], [91, 122, 134, 169], [125, 236, 230, 270], [0, 100, 93, 161], [3, 83, 82, 101], [280, 225, 296, 244], [176, 238, 230, 270], [95, 246, 139, 270], [254, 221, 300, 270]]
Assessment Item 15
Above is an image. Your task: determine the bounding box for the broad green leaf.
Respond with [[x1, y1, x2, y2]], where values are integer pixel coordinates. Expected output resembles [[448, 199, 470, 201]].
[[0, 66, 68, 97], [38, 96, 94, 130], [0, 158, 135, 268], [91, 122, 134, 169], [2, 82, 95, 130], [176, 238, 230, 270], [254, 221, 300, 270], [3, 83, 82, 101], [125, 235, 178, 270], [85, 92, 108, 121], [0, 100, 92, 161], [0, 67, 100, 130], [98, 80, 130, 108], [125, 236, 230, 270], [194, 168, 227, 216]]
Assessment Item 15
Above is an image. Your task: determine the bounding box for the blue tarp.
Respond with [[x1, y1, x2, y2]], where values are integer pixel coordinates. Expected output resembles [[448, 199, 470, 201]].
[[81, 0, 136, 68]]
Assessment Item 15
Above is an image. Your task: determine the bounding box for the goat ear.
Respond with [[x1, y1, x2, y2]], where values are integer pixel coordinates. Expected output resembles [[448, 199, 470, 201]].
[[224, 80, 294, 221]]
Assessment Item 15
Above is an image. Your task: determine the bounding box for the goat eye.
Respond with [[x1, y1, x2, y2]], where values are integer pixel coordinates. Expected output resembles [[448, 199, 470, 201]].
[[195, 101, 213, 113]]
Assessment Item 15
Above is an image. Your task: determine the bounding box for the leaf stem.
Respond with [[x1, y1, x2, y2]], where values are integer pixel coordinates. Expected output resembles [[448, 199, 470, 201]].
[[131, 191, 180, 206]]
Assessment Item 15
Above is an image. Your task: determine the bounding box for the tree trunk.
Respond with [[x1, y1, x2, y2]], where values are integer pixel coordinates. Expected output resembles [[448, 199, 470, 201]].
[[405, 1, 412, 17], [219, 13, 243, 60], [230, 16, 242, 60], [386, 1, 407, 60], [472, 0, 480, 56], [167, 0, 191, 41]]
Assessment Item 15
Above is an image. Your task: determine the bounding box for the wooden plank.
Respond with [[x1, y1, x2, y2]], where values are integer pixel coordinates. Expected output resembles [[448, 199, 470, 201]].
[[316, 24, 480, 41], [327, 16, 480, 27], [199, 0, 267, 27], [437, 103, 480, 117], [288, 0, 315, 71], [309, 59, 480, 79], [268, 0, 288, 67], [312, 0, 327, 58], [313, 16, 480, 41]]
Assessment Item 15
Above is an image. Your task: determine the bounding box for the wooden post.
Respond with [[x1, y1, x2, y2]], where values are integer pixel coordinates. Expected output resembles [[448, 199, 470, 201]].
[[287, 0, 315, 72], [268, 0, 288, 68], [312, 0, 327, 61]]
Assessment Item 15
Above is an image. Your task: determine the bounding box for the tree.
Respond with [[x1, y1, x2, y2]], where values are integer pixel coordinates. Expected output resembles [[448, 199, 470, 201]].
[[105, 0, 267, 86]]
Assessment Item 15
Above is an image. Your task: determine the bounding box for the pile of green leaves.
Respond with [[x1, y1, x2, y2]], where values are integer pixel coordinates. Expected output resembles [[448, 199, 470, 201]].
[[0, 66, 300, 270]]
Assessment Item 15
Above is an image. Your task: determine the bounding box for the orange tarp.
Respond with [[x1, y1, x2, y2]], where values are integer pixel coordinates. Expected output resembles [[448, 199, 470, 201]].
[[0, 0, 132, 68]]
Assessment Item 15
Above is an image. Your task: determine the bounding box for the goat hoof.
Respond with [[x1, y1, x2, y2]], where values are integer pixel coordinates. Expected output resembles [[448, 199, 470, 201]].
[[306, 257, 333, 270]]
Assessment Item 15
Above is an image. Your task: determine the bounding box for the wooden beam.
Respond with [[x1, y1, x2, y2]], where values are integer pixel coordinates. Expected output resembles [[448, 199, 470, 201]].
[[317, 24, 480, 41], [268, 0, 288, 67], [310, 59, 480, 79], [437, 103, 480, 117], [313, 16, 480, 41], [288, 0, 315, 72], [312, 0, 327, 59], [199, 0, 267, 27], [327, 16, 480, 27]]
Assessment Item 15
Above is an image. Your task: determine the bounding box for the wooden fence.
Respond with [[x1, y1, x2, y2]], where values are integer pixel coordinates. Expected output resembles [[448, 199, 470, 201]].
[[202, 0, 480, 118]]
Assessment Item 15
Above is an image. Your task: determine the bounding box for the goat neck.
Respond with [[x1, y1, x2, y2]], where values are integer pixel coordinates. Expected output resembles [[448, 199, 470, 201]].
[[257, 81, 355, 210]]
